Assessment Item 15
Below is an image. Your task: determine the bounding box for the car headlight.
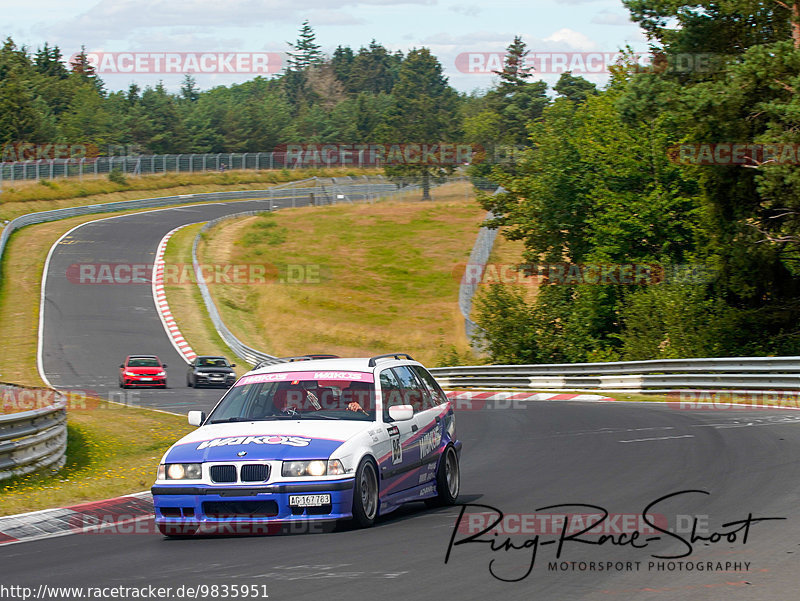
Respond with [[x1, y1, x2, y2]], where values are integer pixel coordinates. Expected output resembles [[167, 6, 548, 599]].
[[156, 371, 166, 376], [124, 371, 136, 376], [282, 459, 344, 477], [165, 463, 202, 480]]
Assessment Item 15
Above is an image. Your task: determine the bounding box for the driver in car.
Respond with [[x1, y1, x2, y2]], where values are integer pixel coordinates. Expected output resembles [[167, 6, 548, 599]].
[[343, 382, 371, 414], [287, 381, 369, 414]]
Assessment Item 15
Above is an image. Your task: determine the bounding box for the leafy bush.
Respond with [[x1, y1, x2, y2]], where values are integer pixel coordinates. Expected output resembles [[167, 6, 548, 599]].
[[108, 169, 128, 185]]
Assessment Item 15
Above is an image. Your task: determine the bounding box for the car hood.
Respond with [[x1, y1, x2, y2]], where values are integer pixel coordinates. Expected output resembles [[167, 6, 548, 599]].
[[194, 368, 234, 374], [164, 420, 372, 463], [125, 367, 163, 374]]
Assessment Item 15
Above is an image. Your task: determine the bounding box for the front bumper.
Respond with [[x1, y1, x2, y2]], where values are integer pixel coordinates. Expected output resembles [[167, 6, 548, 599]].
[[124, 376, 166, 387], [152, 479, 355, 531], [193, 374, 235, 387]]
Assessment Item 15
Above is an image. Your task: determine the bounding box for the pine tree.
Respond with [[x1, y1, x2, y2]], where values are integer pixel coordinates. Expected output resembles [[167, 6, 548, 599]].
[[384, 48, 461, 199], [286, 20, 323, 72], [34, 43, 68, 79], [180, 74, 199, 102], [494, 35, 532, 95], [69, 45, 104, 94]]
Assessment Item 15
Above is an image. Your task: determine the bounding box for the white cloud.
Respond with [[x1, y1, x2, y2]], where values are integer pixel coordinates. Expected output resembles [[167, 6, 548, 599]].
[[543, 28, 597, 51], [45, 0, 432, 47]]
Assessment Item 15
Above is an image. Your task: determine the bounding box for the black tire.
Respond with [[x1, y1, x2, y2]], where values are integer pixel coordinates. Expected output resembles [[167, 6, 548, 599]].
[[187, 377, 193, 388], [351, 458, 379, 528], [426, 445, 460, 507], [158, 522, 198, 537]]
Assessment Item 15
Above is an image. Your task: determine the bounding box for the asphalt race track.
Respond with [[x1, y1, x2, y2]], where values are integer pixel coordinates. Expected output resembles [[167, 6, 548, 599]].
[[3, 402, 800, 600], [40, 194, 314, 414], [9, 196, 800, 600]]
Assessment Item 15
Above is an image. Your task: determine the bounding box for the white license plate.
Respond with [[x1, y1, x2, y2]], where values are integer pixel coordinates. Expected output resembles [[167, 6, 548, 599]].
[[289, 494, 331, 507], [139, 377, 152, 381]]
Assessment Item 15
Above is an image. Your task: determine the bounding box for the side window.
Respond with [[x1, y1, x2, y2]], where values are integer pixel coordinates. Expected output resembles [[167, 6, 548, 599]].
[[380, 369, 405, 420], [410, 365, 447, 407], [392, 365, 428, 412]]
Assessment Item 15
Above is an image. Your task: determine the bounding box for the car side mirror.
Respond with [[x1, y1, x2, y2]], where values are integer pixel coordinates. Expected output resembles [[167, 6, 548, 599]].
[[388, 405, 414, 421], [119, 364, 124, 369], [230, 364, 236, 367], [162, 364, 168, 369], [188, 411, 205, 427]]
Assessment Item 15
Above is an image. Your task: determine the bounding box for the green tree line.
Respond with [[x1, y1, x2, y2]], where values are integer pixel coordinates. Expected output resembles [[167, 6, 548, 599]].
[[475, 2, 800, 362], [3, 14, 798, 362]]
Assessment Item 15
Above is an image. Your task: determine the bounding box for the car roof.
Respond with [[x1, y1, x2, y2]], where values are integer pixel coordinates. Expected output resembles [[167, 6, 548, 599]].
[[127, 355, 158, 359], [196, 355, 227, 359], [248, 357, 418, 375]]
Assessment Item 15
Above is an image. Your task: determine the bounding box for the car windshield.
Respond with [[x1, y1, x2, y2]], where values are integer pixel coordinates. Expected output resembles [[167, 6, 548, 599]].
[[207, 371, 376, 422], [198, 357, 229, 367], [128, 358, 160, 367]]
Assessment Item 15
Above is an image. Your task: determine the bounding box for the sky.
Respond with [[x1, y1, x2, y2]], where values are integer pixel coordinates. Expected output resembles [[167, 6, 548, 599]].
[[4, 0, 650, 94]]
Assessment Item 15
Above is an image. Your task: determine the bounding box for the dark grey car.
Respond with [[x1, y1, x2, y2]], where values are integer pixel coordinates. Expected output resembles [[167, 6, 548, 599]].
[[186, 356, 237, 388]]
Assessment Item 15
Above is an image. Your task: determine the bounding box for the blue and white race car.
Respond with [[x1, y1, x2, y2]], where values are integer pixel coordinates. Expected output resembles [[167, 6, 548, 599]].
[[152, 353, 461, 536]]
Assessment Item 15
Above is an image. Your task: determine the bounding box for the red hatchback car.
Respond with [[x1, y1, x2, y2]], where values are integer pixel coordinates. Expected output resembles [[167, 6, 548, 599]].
[[119, 355, 168, 388]]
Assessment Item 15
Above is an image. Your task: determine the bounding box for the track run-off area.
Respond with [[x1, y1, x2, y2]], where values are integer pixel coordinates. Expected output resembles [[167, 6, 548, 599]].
[[4, 192, 800, 600]]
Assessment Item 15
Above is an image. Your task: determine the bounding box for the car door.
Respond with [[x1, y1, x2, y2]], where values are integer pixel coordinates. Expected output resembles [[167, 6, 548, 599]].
[[377, 367, 419, 494], [392, 365, 441, 471], [410, 363, 454, 461]]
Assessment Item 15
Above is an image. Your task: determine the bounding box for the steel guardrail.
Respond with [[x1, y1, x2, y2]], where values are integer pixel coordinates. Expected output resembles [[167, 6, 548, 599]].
[[428, 357, 800, 392], [0, 384, 67, 481], [458, 187, 503, 346]]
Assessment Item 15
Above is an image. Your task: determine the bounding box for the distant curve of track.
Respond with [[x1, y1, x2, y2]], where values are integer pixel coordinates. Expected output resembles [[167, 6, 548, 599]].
[[40, 194, 311, 413]]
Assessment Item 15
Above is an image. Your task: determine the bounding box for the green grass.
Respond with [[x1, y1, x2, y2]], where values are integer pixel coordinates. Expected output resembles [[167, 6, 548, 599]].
[[197, 181, 485, 366], [0, 398, 194, 516]]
